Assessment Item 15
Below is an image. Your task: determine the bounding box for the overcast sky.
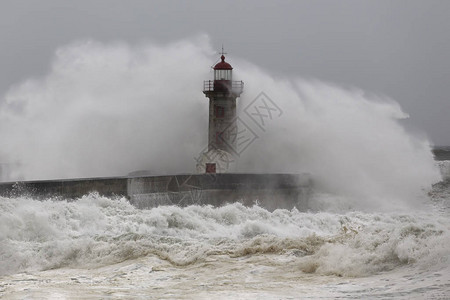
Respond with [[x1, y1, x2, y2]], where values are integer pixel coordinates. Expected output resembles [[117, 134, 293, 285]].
[[1, 0, 449, 145]]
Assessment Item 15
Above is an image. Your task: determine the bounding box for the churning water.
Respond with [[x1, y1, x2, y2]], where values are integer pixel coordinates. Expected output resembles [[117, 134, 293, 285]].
[[0, 37, 449, 298], [0, 160, 449, 299]]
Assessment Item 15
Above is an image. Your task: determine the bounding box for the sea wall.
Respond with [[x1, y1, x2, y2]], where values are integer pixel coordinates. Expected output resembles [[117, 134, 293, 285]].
[[0, 173, 312, 211], [0, 177, 128, 199]]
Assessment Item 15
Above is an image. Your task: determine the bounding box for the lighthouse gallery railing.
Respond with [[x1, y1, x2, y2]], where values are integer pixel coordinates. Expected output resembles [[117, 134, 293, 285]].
[[203, 80, 244, 94]]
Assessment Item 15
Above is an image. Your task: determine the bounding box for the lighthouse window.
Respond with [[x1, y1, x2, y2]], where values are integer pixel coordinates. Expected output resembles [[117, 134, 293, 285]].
[[215, 70, 224, 80], [215, 70, 232, 80], [215, 105, 225, 118]]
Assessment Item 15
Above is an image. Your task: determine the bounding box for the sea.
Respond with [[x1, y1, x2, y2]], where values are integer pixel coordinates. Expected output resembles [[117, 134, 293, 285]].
[[0, 153, 449, 299]]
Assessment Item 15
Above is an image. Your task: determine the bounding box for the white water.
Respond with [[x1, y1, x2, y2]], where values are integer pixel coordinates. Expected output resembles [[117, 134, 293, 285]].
[[0, 161, 449, 298], [1, 176, 449, 299]]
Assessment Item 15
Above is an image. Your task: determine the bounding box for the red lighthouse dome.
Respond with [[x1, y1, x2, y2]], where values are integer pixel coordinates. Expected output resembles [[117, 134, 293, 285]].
[[213, 55, 233, 70]]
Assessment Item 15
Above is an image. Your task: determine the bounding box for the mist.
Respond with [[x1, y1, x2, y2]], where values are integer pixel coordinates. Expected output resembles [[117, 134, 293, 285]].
[[0, 36, 441, 208], [0, 37, 212, 179]]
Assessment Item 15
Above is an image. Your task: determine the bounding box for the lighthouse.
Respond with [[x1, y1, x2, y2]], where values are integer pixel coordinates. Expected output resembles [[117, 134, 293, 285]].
[[203, 54, 244, 155], [198, 53, 244, 173]]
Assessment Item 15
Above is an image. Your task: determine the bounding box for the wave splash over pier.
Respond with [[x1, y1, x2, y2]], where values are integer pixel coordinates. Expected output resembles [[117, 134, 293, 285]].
[[0, 37, 448, 298]]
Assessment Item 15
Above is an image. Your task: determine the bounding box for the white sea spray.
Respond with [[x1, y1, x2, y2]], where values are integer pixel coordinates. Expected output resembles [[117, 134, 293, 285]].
[[0, 37, 441, 210]]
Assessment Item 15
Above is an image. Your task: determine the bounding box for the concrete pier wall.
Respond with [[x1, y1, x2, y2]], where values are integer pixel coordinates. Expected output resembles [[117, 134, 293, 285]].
[[0, 173, 312, 211], [0, 177, 128, 199]]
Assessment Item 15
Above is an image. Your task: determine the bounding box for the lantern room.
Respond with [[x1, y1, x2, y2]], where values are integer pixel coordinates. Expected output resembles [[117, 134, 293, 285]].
[[203, 53, 243, 95], [214, 55, 233, 80]]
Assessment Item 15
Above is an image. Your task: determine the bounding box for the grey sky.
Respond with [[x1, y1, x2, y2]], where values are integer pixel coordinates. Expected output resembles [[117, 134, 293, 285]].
[[1, 0, 449, 145]]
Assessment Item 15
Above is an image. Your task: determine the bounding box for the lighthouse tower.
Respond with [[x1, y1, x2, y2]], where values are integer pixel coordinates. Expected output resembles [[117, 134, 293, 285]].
[[203, 54, 244, 155]]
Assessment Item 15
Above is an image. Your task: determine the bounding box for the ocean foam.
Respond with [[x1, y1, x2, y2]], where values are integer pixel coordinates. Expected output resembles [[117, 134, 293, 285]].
[[1, 193, 448, 277]]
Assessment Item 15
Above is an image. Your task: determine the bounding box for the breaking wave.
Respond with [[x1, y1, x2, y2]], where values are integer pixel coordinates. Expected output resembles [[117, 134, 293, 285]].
[[1, 193, 448, 277]]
